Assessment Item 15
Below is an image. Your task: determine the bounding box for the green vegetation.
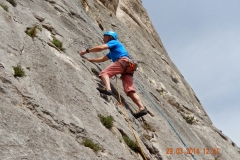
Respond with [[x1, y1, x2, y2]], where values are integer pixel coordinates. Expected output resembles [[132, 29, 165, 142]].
[[51, 36, 66, 52], [157, 88, 164, 96], [118, 110, 123, 115], [83, 139, 101, 152], [25, 26, 37, 38], [82, 0, 87, 4], [37, 26, 42, 32], [122, 135, 139, 152], [142, 122, 155, 132], [91, 68, 98, 75], [26, 67, 30, 70], [13, 65, 26, 77], [142, 134, 151, 141], [0, 3, 8, 12], [99, 115, 114, 129], [184, 115, 195, 125]]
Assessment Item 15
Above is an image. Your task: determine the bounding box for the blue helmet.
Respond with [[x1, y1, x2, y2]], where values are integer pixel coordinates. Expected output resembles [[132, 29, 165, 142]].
[[104, 31, 118, 40]]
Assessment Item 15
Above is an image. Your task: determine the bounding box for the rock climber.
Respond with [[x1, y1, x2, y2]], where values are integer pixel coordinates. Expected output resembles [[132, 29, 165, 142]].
[[79, 31, 147, 118]]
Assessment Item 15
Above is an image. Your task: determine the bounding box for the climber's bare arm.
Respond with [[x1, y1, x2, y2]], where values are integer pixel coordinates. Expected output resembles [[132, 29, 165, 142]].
[[87, 55, 109, 63], [79, 44, 109, 56]]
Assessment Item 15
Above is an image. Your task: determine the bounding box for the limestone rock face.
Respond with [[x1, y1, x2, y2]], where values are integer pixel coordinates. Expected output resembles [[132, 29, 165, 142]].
[[99, 0, 119, 14], [0, 0, 239, 160]]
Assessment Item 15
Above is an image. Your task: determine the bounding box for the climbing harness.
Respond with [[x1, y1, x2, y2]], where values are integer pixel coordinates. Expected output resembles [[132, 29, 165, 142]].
[[115, 78, 147, 160], [118, 56, 138, 72]]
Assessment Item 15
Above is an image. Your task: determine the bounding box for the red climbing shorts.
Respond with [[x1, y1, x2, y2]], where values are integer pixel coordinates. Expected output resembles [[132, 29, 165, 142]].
[[99, 57, 135, 95]]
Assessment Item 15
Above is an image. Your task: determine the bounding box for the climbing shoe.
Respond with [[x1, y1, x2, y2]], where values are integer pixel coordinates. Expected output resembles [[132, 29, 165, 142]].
[[97, 87, 113, 95], [133, 108, 148, 118]]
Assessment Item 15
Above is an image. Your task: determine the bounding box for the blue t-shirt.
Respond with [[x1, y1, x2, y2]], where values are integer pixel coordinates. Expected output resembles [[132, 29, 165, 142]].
[[106, 40, 129, 62]]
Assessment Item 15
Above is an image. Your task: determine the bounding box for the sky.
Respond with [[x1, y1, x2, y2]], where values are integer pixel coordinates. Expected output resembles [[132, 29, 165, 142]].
[[142, 0, 240, 147]]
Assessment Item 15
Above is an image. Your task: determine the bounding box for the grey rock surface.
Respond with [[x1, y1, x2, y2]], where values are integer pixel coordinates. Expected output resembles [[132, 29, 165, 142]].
[[0, 0, 239, 160]]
